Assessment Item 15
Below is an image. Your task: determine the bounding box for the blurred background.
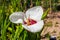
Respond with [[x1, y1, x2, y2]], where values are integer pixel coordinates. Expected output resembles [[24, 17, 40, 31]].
[[0, 0, 60, 40]]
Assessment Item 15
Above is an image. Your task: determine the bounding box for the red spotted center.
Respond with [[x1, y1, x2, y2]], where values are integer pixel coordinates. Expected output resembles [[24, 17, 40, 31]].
[[24, 19, 37, 25]]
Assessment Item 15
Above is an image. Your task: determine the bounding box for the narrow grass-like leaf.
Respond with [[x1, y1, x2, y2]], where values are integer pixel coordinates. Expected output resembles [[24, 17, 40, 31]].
[[23, 30, 27, 40], [12, 24, 23, 40], [1, 19, 10, 40], [41, 8, 50, 20], [8, 27, 12, 32]]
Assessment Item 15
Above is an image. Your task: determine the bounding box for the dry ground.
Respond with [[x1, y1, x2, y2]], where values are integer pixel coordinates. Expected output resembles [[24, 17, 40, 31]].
[[41, 11, 60, 40]]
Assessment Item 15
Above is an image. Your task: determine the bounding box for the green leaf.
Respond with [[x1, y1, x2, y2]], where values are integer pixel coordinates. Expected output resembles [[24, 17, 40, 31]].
[[8, 27, 12, 32], [1, 20, 10, 40], [41, 8, 50, 20], [12, 24, 23, 40]]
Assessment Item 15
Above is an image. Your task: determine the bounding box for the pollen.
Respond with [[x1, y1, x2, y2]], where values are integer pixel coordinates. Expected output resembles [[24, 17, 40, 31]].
[[24, 18, 37, 26]]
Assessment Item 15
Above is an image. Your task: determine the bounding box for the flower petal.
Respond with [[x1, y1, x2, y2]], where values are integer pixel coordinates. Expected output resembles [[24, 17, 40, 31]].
[[22, 20, 44, 33], [26, 6, 43, 21], [9, 12, 24, 24]]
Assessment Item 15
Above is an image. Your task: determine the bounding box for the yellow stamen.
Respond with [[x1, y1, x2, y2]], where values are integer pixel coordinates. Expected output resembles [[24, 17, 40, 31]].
[[26, 19, 30, 26]]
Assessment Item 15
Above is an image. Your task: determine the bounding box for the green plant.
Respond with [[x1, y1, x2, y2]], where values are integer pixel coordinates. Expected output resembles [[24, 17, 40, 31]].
[[0, 0, 59, 40]]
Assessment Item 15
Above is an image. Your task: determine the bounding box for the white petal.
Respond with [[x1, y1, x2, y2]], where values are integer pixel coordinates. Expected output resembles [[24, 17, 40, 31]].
[[26, 6, 43, 21], [22, 20, 44, 33], [22, 25, 30, 31], [9, 12, 24, 24]]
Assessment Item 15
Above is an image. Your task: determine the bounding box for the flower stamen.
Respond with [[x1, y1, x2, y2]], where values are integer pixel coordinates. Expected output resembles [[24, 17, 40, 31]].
[[24, 18, 37, 26]]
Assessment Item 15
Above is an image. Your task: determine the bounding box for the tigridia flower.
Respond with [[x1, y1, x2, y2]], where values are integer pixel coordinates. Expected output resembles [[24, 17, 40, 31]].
[[9, 6, 44, 33]]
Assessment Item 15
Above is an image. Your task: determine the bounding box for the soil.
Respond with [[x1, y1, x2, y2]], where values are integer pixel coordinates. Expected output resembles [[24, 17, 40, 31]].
[[40, 11, 60, 40]]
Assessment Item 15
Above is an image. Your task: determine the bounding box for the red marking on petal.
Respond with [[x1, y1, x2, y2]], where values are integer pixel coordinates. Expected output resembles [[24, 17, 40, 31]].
[[28, 19, 37, 25], [24, 21, 27, 24], [24, 18, 37, 25]]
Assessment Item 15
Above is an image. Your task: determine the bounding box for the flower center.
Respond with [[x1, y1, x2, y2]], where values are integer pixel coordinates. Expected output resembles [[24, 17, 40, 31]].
[[24, 18, 37, 26]]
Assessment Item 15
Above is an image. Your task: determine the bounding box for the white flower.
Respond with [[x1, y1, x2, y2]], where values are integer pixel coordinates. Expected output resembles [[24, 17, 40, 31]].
[[9, 6, 44, 33]]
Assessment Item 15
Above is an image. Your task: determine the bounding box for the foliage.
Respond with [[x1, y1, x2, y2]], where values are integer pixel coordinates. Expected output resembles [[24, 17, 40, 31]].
[[0, 0, 60, 40]]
